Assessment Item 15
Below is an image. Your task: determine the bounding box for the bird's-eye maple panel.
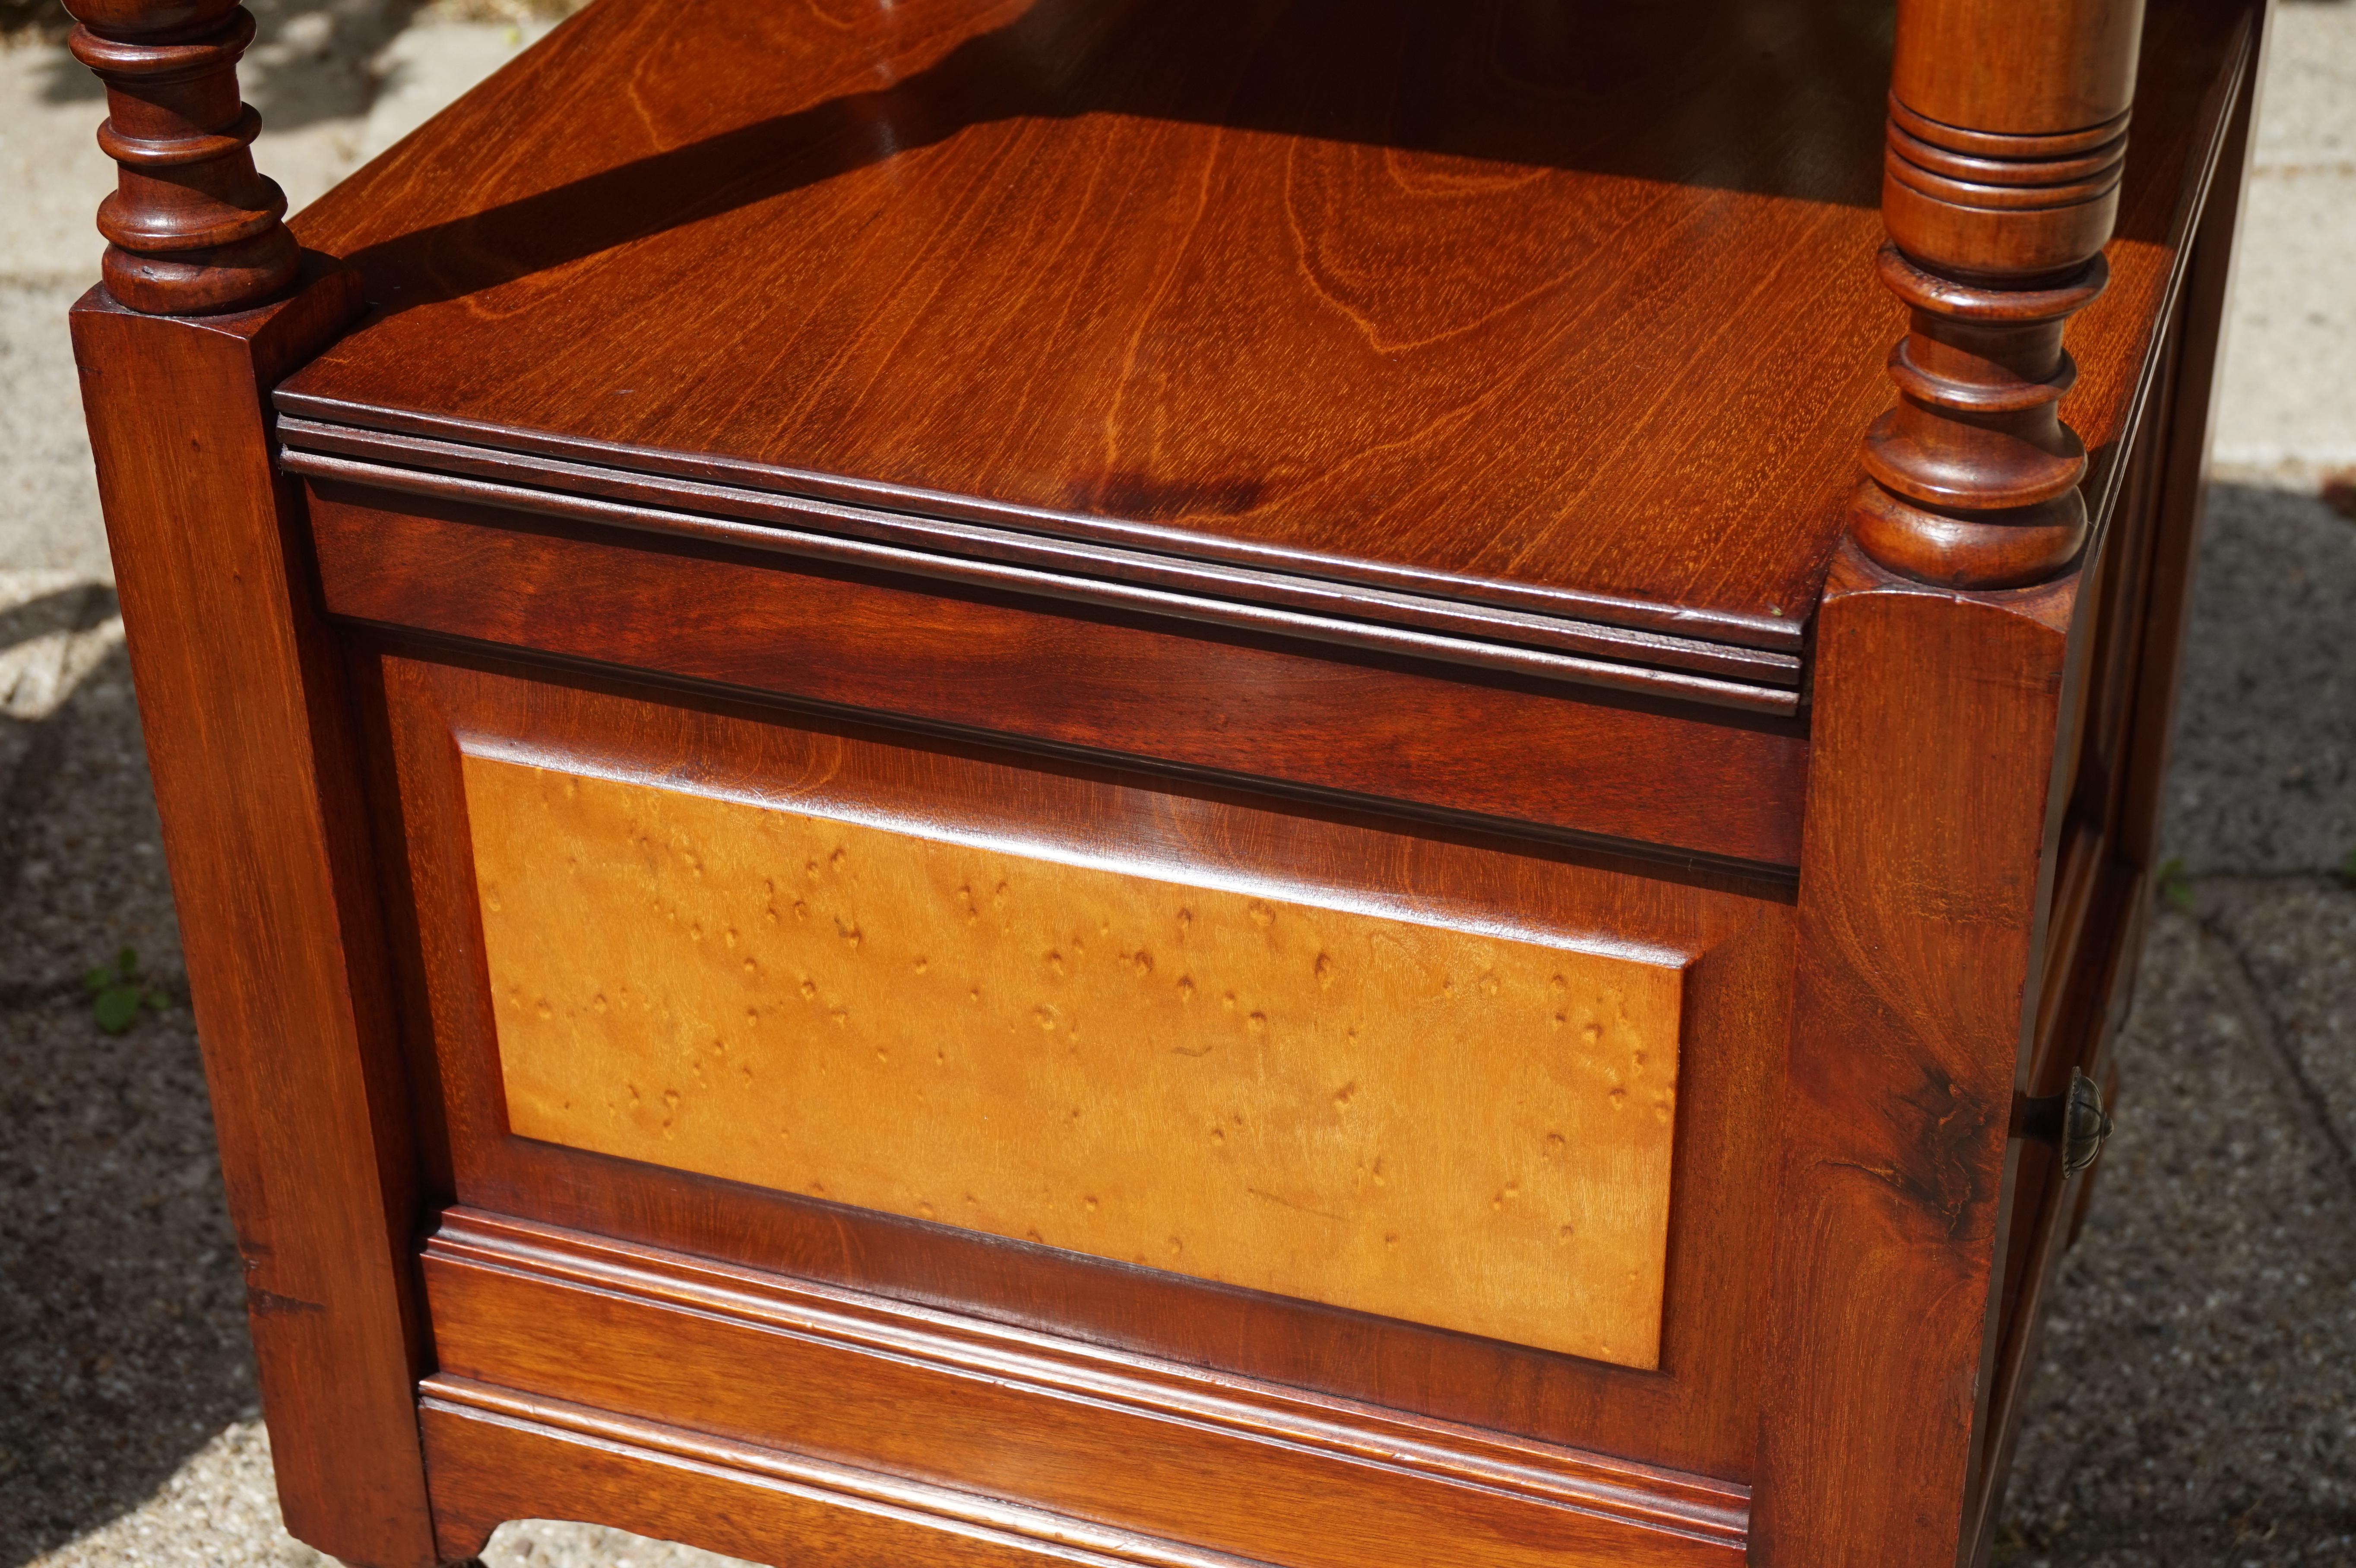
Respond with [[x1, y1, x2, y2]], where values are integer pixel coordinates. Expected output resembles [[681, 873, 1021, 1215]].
[[465, 751, 1685, 1366]]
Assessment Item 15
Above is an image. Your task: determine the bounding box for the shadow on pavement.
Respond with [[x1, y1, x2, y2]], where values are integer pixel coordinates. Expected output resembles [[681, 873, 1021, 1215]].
[[23, 0, 409, 130], [0, 637, 246, 1568], [2161, 483, 2356, 877]]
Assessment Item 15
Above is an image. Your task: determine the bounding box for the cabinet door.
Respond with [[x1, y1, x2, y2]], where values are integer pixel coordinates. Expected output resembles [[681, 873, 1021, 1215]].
[[365, 647, 1793, 1568]]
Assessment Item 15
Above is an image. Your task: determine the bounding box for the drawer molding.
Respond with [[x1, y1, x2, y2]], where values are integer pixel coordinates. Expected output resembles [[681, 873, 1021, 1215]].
[[422, 1210, 1749, 1566]]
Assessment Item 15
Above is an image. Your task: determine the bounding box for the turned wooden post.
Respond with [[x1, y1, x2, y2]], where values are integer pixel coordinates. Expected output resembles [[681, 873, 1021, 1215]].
[[1851, 0, 2149, 588], [65, 0, 298, 314]]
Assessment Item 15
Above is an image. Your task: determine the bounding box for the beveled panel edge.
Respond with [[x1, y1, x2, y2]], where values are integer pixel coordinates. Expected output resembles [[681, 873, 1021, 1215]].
[[450, 732, 1706, 984], [270, 391, 1810, 658], [422, 1208, 1753, 1550], [277, 443, 1800, 716]]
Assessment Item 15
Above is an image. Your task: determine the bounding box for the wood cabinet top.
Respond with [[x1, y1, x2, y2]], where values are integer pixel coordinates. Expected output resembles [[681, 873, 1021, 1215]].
[[277, 0, 2246, 651]]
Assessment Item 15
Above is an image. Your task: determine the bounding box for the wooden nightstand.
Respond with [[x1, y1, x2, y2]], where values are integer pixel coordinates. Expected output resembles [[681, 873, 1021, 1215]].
[[65, 0, 2262, 1562]]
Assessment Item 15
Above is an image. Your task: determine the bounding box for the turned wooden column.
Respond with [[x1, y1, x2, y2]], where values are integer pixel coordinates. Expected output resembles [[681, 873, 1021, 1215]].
[[1850, 0, 2149, 588], [66, 0, 298, 314]]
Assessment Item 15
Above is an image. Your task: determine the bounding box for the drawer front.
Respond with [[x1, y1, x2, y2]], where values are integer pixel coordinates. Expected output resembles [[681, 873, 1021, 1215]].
[[310, 479, 1809, 873], [366, 643, 1795, 1505], [466, 747, 1683, 1366]]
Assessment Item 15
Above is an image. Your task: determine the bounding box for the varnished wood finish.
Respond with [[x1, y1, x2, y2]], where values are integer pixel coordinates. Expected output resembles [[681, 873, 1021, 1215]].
[[64, 0, 297, 313], [1765, 31, 2270, 1517], [1890, 0, 2146, 141], [270, 0, 2244, 650], [66, 269, 437, 1563], [1849, 250, 2109, 587], [1964, 28, 2266, 1560], [468, 751, 1685, 1366], [2105, 22, 2265, 882], [372, 652, 1798, 1481], [55, 0, 2265, 1559], [309, 484, 1813, 873], [421, 1385, 1281, 1568], [418, 1212, 1749, 1568], [1754, 544, 2079, 1568], [1849, 0, 2159, 585]]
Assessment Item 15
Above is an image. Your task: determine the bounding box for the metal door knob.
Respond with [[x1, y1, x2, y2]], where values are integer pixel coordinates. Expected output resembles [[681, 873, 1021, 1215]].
[[2023, 1067, 2113, 1175]]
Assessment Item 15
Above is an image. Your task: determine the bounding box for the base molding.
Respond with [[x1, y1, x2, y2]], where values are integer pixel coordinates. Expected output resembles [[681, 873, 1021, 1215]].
[[418, 1209, 1748, 1567], [421, 1378, 1272, 1568]]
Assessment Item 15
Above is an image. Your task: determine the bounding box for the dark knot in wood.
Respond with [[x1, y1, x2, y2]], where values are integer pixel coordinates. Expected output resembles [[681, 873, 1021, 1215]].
[[66, 0, 297, 314], [1850, 244, 2109, 589]]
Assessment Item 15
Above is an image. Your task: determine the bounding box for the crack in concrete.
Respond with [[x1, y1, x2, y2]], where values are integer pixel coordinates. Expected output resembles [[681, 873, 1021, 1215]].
[[2192, 901, 2356, 1199]]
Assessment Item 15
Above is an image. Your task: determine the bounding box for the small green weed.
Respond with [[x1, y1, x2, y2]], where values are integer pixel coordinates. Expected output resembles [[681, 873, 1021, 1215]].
[[84, 946, 171, 1035], [2340, 846, 2356, 890], [2155, 857, 2196, 910]]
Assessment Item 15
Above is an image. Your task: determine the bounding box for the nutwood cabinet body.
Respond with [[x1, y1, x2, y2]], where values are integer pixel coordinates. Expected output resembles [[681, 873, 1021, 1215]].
[[65, 0, 2265, 1562]]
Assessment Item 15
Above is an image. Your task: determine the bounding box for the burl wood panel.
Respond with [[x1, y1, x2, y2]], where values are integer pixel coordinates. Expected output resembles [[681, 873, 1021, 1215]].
[[277, 0, 2246, 648], [466, 753, 1684, 1366]]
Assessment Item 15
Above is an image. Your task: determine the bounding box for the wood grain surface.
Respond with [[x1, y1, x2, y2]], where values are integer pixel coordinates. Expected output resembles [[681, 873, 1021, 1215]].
[[418, 1372, 1741, 1568], [310, 484, 1813, 873], [267, 0, 2243, 650], [68, 268, 438, 1563], [467, 752, 1684, 1365], [420, 1383, 1285, 1568], [1964, 36, 2264, 1554], [273, 430, 1805, 710], [1753, 542, 2080, 1568], [63, 0, 301, 314]]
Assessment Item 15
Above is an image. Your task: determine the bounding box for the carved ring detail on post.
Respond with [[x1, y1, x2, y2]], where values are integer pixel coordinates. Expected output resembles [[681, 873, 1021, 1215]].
[[66, 0, 298, 315], [1882, 98, 2131, 279], [1850, 245, 2109, 589], [1850, 77, 2137, 590]]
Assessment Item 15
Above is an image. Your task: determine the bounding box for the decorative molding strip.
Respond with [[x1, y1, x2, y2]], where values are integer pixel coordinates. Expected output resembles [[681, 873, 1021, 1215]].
[[420, 1208, 1750, 1565], [271, 389, 1810, 655], [1887, 97, 2131, 165], [277, 438, 1805, 715], [1881, 94, 2130, 283], [422, 1378, 1279, 1568]]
